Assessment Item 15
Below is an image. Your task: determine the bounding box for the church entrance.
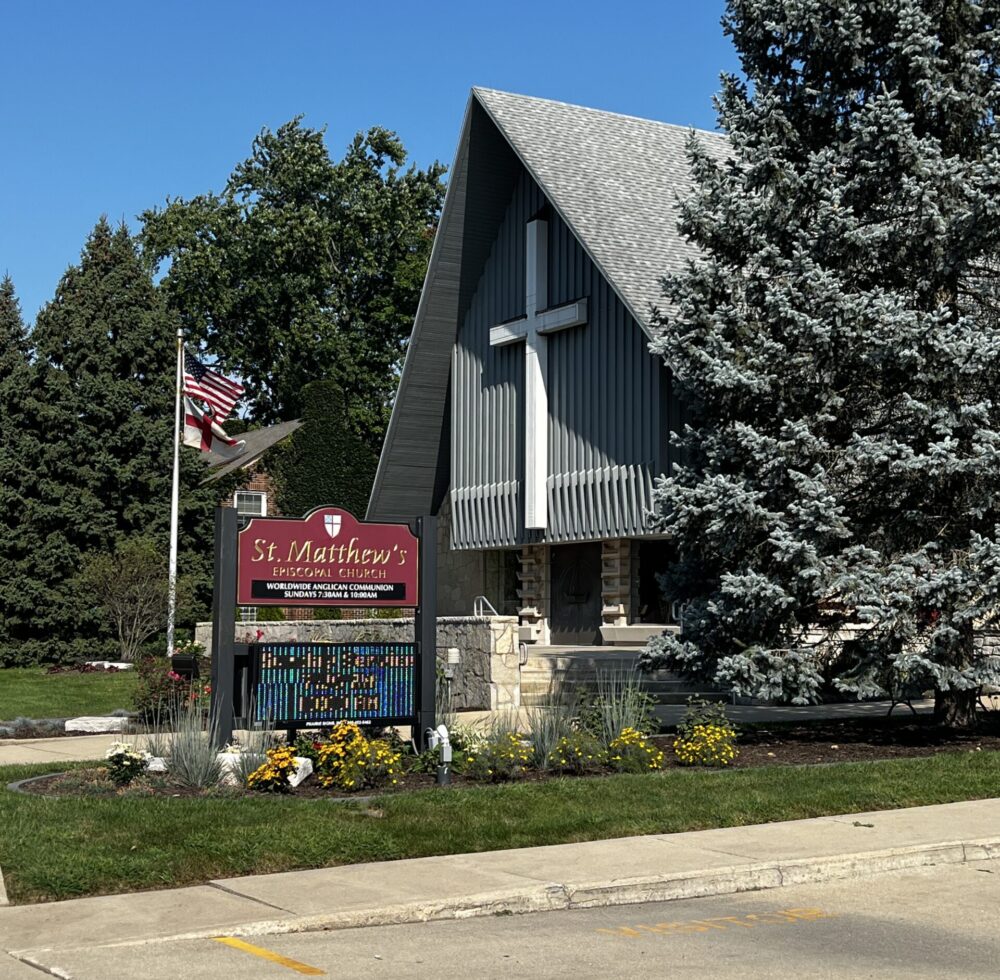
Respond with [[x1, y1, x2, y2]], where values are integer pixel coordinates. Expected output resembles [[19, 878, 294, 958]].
[[549, 542, 602, 645], [636, 539, 674, 623]]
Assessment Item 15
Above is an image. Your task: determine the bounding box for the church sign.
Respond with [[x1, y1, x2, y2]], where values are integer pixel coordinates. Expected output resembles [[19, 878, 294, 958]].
[[236, 507, 419, 607]]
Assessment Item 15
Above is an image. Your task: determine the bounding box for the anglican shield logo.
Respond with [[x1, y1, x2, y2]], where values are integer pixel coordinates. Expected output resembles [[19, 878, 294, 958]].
[[324, 513, 342, 539]]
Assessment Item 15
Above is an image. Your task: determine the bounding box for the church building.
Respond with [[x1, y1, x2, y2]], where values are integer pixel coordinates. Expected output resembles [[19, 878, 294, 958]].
[[368, 89, 726, 647]]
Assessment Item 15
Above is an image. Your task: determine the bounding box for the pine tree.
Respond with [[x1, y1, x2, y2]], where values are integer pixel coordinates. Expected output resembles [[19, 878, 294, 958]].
[[270, 380, 379, 519], [642, 1, 1000, 727], [2, 220, 216, 663], [0, 275, 41, 658]]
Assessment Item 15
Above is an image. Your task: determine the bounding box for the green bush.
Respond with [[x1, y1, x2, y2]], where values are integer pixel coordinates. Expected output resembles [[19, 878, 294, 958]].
[[104, 742, 151, 787], [465, 732, 532, 783], [608, 728, 666, 774], [546, 732, 607, 775], [132, 656, 189, 723], [673, 699, 739, 767]]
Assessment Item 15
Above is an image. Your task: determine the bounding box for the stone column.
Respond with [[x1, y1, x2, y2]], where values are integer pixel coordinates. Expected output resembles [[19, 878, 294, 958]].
[[601, 539, 632, 628], [517, 544, 550, 645]]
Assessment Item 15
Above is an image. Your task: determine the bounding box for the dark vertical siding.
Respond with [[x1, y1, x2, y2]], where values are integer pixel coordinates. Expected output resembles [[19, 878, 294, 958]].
[[450, 167, 672, 549]]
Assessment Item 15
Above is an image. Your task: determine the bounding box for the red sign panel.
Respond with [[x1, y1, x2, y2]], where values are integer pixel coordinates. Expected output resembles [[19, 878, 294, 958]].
[[237, 507, 419, 608]]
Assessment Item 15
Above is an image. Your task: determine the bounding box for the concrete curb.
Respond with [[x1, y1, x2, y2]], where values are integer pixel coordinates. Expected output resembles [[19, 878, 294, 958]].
[[30, 835, 1000, 952], [0, 864, 8, 907]]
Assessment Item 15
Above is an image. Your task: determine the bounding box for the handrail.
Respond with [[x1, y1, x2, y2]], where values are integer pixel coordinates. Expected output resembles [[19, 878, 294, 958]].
[[473, 595, 499, 617]]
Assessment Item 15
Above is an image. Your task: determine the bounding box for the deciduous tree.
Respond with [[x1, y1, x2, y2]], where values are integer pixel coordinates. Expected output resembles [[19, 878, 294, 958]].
[[141, 120, 445, 458]]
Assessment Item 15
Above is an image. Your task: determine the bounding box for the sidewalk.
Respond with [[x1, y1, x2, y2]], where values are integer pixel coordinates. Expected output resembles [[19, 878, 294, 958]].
[[2, 797, 998, 959], [0, 733, 125, 766]]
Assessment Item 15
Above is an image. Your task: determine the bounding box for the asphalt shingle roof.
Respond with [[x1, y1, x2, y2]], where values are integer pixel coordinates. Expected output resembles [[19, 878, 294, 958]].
[[368, 89, 730, 521], [473, 88, 729, 331]]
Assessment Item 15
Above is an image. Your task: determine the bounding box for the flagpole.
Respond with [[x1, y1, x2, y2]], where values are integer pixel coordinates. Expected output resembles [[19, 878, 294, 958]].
[[166, 327, 183, 658]]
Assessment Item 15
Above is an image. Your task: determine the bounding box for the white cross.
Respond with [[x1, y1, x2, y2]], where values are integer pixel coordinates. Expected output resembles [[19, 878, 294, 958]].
[[489, 219, 588, 529]]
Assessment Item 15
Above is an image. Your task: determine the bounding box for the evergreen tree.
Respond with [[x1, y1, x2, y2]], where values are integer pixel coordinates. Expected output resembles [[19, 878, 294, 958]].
[[0, 275, 41, 657], [270, 380, 379, 519], [1, 221, 216, 664], [642, 1, 1000, 727]]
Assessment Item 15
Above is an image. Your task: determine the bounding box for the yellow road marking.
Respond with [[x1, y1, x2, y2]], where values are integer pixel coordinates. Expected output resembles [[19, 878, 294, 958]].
[[213, 937, 326, 975], [596, 907, 836, 939]]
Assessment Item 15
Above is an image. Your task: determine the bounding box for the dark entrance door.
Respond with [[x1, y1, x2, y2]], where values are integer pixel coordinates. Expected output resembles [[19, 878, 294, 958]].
[[549, 542, 602, 645]]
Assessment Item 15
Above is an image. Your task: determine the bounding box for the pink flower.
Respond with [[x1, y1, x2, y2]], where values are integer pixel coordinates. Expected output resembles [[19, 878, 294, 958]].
[[167, 671, 183, 682]]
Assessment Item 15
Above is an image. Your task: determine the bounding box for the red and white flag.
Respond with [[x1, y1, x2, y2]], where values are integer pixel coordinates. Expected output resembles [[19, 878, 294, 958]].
[[183, 397, 246, 460], [183, 351, 244, 418]]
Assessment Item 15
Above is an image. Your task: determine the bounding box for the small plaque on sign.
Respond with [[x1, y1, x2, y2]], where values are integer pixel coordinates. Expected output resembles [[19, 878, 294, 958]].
[[237, 507, 419, 608]]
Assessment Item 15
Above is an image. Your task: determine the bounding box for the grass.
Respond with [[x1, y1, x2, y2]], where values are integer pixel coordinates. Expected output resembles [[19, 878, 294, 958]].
[[0, 667, 138, 720], [2, 749, 999, 905]]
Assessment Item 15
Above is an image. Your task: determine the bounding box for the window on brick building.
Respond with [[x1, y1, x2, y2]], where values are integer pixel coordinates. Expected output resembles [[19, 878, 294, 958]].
[[234, 490, 267, 517]]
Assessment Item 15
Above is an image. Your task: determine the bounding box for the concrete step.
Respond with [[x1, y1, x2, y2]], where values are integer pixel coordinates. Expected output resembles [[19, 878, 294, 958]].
[[517, 642, 731, 707]]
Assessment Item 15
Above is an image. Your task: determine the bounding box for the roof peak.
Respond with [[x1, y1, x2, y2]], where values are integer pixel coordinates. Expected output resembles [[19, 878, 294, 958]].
[[470, 86, 725, 142]]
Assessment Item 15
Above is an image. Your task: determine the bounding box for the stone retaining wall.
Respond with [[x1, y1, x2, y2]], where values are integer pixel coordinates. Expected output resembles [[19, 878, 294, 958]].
[[195, 616, 521, 711]]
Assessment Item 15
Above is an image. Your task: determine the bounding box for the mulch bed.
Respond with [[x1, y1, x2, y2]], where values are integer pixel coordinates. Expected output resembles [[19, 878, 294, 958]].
[[15, 713, 1000, 800], [672, 712, 1000, 768]]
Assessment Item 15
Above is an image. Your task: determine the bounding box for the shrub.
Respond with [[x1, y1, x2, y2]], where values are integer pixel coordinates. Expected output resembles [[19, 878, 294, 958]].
[[465, 732, 532, 782], [330, 738, 402, 792], [314, 722, 401, 792], [246, 746, 299, 793], [132, 656, 189, 723], [578, 670, 658, 747], [608, 727, 665, 773], [315, 722, 366, 782], [546, 732, 606, 775], [672, 697, 739, 767], [104, 741, 151, 786], [673, 723, 739, 767]]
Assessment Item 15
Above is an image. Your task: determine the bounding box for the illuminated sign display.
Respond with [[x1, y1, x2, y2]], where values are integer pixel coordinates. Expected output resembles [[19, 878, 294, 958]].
[[250, 642, 416, 727], [237, 507, 419, 608]]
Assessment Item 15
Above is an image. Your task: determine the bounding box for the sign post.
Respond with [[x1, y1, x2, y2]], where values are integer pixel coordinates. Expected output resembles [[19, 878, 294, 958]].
[[209, 506, 238, 749], [413, 515, 437, 744], [209, 506, 435, 748]]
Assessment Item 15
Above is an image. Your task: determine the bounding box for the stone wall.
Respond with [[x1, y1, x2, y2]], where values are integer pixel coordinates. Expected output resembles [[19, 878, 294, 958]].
[[435, 494, 488, 617], [195, 615, 521, 711]]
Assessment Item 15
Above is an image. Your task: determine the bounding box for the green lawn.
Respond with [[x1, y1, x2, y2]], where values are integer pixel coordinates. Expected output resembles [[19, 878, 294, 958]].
[[2, 750, 999, 905], [0, 668, 138, 720]]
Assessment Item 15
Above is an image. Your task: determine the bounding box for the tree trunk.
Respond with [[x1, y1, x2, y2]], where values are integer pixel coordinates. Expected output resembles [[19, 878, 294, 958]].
[[933, 688, 979, 730]]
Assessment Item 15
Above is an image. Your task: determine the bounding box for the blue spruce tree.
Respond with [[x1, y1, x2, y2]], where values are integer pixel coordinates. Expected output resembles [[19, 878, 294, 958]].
[[643, 0, 1000, 727]]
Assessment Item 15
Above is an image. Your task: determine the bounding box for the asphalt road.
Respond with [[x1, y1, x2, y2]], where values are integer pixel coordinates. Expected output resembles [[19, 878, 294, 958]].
[[11, 862, 1000, 979]]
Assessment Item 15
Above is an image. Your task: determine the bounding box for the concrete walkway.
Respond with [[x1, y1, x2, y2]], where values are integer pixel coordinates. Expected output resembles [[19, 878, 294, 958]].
[[0, 698, 938, 766], [2, 797, 999, 961]]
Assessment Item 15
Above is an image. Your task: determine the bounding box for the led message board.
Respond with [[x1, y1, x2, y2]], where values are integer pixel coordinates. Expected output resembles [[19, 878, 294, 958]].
[[249, 642, 416, 728], [237, 507, 419, 608]]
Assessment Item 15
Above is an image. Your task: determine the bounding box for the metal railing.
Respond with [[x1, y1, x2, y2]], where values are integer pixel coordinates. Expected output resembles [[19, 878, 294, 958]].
[[473, 595, 500, 617]]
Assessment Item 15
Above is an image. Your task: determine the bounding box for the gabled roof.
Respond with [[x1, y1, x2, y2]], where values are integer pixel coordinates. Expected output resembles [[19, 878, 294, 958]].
[[472, 88, 727, 334], [367, 89, 728, 522]]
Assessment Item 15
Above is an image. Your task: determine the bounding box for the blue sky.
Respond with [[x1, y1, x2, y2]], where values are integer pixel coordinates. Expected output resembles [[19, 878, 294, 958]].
[[1, 1, 735, 322]]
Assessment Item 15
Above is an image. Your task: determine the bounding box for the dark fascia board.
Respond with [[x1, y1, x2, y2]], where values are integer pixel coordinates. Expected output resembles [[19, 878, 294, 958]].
[[366, 94, 476, 521]]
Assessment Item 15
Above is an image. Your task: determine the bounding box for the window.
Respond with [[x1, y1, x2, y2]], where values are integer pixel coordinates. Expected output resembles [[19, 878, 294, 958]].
[[234, 490, 267, 517]]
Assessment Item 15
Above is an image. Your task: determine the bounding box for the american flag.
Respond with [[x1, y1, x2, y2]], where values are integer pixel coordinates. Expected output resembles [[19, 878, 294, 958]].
[[183, 351, 244, 419], [183, 397, 245, 459]]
